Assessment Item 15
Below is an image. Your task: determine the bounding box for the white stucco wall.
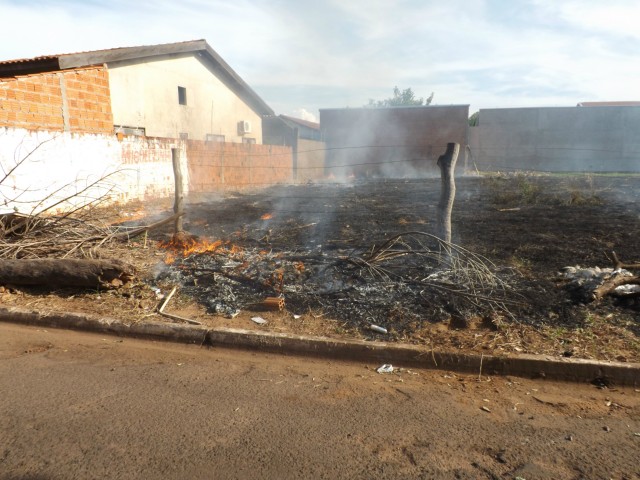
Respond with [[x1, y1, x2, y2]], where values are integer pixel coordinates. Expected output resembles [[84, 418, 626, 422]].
[[0, 128, 186, 214], [107, 54, 263, 143]]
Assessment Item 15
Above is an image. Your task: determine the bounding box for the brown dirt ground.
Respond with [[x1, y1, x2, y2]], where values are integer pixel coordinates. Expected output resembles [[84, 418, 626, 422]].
[[2, 174, 639, 363], [2, 323, 640, 479]]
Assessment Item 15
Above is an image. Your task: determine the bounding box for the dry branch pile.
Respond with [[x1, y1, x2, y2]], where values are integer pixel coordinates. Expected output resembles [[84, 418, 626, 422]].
[[0, 210, 181, 259], [0, 210, 182, 288], [0, 135, 186, 288]]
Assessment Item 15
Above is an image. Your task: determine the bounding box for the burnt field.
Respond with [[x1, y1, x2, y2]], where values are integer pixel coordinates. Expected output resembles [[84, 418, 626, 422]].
[[148, 174, 640, 360], [4, 173, 638, 362]]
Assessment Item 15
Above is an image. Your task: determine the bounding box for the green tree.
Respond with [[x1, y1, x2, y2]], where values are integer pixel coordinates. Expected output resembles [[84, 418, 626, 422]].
[[366, 86, 434, 107], [468, 111, 479, 126]]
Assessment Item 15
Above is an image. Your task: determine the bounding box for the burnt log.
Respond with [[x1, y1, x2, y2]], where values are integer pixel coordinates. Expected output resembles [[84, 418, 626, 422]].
[[609, 251, 640, 271], [593, 275, 640, 301], [590, 251, 640, 300], [0, 258, 136, 289]]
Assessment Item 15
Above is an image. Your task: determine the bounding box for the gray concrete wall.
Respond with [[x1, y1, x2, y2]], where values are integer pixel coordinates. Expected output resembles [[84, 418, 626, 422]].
[[469, 107, 640, 172], [320, 105, 469, 179]]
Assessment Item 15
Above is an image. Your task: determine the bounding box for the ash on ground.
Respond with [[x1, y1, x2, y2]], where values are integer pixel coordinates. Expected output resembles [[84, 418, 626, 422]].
[[559, 266, 639, 302], [152, 178, 640, 333], [155, 232, 524, 334]]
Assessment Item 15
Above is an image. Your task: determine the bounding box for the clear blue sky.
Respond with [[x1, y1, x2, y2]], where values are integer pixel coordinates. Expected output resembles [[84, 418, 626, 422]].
[[2, 0, 639, 122]]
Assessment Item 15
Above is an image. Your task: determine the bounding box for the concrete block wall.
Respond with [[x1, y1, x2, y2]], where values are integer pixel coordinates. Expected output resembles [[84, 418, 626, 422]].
[[470, 106, 640, 172], [296, 139, 325, 182], [320, 105, 469, 178], [186, 141, 292, 192], [0, 66, 113, 135]]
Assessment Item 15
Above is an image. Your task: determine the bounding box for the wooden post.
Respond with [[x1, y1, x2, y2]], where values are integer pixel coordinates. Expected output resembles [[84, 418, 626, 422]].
[[436, 142, 460, 245], [171, 148, 184, 234]]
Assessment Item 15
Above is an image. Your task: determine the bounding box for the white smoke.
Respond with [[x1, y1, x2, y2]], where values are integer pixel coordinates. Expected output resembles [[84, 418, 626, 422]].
[[291, 108, 318, 123]]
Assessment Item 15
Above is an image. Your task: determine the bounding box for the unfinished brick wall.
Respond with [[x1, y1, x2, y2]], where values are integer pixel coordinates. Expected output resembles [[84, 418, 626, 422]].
[[187, 141, 292, 192], [0, 66, 113, 134]]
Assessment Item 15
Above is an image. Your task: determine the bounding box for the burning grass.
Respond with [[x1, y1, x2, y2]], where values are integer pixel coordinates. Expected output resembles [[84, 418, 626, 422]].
[[159, 235, 243, 260]]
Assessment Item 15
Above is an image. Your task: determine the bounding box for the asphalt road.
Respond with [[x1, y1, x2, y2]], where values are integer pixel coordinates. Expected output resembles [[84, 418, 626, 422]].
[[0, 323, 638, 480]]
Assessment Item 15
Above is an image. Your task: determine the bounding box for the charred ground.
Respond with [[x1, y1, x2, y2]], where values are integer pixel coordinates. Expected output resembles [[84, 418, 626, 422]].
[[153, 174, 640, 357], [2, 174, 639, 362]]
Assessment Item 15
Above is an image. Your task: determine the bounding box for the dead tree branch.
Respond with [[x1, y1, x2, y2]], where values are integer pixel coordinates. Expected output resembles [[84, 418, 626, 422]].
[[609, 251, 640, 270], [337, 231, 523, 317]]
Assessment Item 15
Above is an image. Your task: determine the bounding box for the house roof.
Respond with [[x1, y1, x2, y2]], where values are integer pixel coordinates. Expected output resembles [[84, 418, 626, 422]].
[[577, 101, 640, 107], [0, 39, 274, 116], [279, 115, 320, 130]]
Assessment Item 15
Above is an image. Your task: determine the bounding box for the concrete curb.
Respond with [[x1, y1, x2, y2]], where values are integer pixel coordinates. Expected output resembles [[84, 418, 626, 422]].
[[1, 306, 638, 386]]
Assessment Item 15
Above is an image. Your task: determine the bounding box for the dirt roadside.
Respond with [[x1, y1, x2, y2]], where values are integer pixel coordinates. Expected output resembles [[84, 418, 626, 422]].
[[1, 323, 639, 480]]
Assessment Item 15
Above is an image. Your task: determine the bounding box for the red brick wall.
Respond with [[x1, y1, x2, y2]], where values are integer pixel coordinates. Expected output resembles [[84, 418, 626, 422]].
[[187, 141, 292, 192], [0, 66, 113, 134], [64, 67, 112, 134]]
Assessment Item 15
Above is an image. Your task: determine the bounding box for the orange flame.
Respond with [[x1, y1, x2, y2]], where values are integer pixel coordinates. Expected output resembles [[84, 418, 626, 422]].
[[159, 236, 243, 262], [261, 213, 273, 220], [265, 268, 285, 293], [182, 238, 224, 256]]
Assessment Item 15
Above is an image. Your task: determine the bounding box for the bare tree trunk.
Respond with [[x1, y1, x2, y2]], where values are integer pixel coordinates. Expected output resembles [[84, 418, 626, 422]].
[[436, 143, 460, 245], [0, 259, 135, 288]]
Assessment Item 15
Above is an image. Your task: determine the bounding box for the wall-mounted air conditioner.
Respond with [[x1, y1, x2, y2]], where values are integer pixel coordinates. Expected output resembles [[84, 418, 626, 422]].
[[238, 120, 252, 135]]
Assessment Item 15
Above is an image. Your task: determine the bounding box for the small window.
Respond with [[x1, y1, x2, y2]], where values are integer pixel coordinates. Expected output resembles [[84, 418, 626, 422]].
[[242, 137, 256, 145], [206, 134, 225, 143], [179, 132, 189, 140], [178, 86, 187, 105]]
